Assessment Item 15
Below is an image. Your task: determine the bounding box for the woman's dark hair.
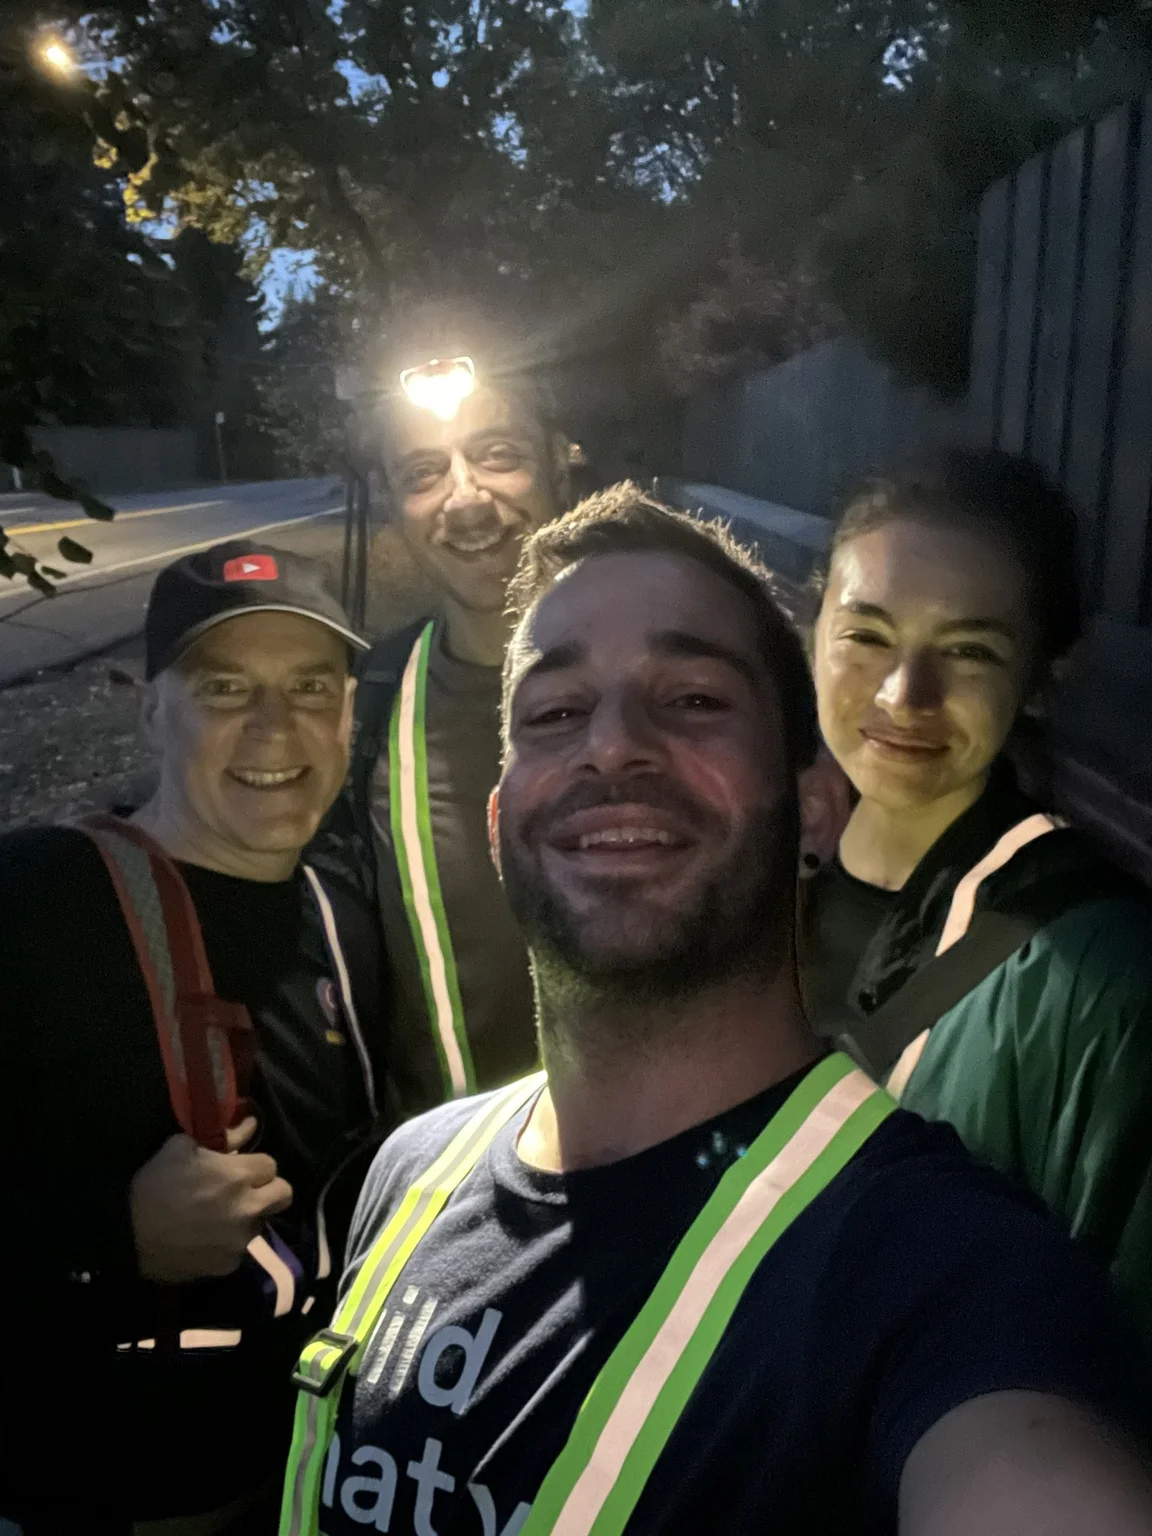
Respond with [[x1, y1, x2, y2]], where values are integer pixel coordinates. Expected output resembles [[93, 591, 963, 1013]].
[[505, 482, 819, 770], [826, 448, 1083, 663]]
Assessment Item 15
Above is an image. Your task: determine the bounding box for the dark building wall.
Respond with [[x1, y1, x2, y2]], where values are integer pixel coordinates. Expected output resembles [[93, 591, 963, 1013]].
[[31, 427, 198, 493], [681, 337, 969, 516]]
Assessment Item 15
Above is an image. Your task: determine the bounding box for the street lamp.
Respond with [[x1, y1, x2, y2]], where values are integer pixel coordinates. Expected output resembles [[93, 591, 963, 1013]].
[[399, 356, 476, 421], [37, 37, 78, 77]]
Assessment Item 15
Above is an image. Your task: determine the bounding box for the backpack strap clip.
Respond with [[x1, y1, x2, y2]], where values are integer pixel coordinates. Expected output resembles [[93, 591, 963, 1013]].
[[291, 1328, 359, 1397]]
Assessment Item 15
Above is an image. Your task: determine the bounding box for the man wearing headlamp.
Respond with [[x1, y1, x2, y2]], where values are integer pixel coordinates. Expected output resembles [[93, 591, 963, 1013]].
[[315, 347, 572, 1112]]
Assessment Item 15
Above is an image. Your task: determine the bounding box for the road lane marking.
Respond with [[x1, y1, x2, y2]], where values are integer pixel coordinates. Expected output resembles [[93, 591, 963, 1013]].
[[3, 499, 226, 537], [0, 507, 343, 604]]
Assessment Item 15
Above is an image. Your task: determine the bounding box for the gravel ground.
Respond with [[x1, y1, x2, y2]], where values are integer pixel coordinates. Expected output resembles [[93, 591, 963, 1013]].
[[0, 639, 155, 828], [0, 519, 437, 830]]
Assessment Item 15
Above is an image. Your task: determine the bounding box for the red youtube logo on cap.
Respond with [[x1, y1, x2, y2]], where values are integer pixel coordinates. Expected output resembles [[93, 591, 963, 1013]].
[[223, 554, 278, 582]]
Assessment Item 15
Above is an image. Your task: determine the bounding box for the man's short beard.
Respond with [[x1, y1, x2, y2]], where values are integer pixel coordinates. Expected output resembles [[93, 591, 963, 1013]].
[[499, 795, 798, 1024]]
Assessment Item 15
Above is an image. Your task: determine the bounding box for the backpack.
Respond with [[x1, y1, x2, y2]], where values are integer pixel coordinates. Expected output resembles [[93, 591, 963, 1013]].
[[76, 815, 255, 1151], [832, 816, 1143, 1090], [309, 620, 428, 906]]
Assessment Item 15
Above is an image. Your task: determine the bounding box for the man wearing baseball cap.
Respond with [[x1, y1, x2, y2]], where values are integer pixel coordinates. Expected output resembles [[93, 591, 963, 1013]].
[[0, 541, 390, 1534]]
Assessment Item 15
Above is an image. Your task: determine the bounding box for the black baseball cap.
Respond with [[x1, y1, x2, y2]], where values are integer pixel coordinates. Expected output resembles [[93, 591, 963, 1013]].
[[145, 540, 368, 680]]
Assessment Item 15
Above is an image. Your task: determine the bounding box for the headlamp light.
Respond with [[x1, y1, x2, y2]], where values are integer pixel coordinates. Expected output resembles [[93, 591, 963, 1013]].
[[398, 356, 477, 421]]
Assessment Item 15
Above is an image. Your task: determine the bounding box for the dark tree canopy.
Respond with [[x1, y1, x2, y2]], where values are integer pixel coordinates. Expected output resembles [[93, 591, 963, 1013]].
[[6, 0, 1152, 497]]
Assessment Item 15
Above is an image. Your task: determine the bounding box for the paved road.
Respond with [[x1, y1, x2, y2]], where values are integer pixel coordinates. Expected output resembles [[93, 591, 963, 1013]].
[[0, 479, 346, 684]]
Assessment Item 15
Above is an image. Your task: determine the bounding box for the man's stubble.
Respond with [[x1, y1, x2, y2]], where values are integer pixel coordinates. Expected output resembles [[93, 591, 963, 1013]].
[[499, 792, 799, 1060]]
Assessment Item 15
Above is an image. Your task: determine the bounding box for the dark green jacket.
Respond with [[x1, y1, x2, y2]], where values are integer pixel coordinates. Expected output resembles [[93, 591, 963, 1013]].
[[800, 766, 1152, 1355], [905, 895, 1152, 1352]]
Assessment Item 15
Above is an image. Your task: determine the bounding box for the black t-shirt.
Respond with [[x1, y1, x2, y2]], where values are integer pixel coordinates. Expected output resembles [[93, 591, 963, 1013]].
[[802, 858, 901, 1036], [324, 1071, 1148, 1536], [0, 825, 387, 1523], [369, 624, 538, 1113]]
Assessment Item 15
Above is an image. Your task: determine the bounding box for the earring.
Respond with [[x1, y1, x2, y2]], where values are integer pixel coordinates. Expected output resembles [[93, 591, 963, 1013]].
[[801, 852, 821, 873]]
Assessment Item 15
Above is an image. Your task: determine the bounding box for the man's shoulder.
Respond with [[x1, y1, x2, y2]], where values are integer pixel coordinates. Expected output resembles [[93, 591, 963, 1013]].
[[345, 618, 435, 772], [812, 1106, 1134, 1355], [350, 1088, 519, 1245], [778, 1110, 1151, 1499], [358, 619, 433, 691], [955, 894, 1152, 1040], [832, 1106, 1058, 1249], [0, 822, 107, 891]]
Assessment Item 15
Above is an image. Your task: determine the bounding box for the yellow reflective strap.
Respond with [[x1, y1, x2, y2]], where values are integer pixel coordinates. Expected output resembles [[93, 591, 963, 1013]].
[[279, 1073, 545, 1536], [389, 623, 476, 1098]]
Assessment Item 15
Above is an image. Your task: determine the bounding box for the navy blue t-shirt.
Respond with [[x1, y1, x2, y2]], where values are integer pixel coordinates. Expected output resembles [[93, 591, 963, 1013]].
[[320, 1068, 1147, 1536]]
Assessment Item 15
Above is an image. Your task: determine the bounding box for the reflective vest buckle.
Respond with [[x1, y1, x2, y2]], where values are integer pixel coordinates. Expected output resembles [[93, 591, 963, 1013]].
[[291, 1328, 358, 1397]]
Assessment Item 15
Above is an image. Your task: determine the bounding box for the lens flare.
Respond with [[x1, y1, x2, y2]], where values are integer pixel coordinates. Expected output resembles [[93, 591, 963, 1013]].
[[399, 356, 477, 421]]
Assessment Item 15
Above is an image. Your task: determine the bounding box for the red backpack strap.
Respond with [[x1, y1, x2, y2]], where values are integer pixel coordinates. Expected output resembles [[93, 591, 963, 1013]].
[[75, 815, 255, 1151]]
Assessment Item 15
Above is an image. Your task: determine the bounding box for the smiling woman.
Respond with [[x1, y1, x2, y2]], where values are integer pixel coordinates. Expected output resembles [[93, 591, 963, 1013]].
[[802, 451, 1081, 1025], [797, 448, 1152, 1365]]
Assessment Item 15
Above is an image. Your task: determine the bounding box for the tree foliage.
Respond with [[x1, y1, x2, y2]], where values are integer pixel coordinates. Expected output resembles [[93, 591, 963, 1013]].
[[8, 0, 1152, 497], [659, 246, 843, 397], [251, 291, 353, 479]]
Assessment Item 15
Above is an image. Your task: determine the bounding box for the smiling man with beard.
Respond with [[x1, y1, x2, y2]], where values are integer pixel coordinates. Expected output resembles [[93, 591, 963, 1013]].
[[282, 490, 1152, 1536], [316, 347, 571, 1114]]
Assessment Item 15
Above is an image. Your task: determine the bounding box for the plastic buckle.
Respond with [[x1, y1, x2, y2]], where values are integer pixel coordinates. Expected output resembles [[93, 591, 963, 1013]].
[[177, 992, 253, 1040], [291, 1328, 358, 1397]]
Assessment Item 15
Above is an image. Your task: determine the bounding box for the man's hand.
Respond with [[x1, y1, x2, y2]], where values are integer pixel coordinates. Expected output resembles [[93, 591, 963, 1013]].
[[129, 1118, 293, 1284]]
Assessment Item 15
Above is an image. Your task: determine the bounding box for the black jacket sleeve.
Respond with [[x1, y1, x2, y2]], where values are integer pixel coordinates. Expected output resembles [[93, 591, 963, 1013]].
[[0, 827, 159, 1291], [0, 1175, 140, 1282]]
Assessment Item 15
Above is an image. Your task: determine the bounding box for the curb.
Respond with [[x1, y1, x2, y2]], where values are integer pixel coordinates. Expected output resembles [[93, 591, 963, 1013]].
[[0, 625, 145, 692]]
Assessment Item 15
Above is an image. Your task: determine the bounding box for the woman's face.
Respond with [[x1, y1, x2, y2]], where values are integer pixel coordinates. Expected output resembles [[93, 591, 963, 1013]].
[[813, 518, 1041, 814]]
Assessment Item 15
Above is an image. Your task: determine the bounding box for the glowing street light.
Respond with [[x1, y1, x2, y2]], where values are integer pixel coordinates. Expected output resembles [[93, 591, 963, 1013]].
[[399, 356, 477, 421], [37, 36, 78, 76]]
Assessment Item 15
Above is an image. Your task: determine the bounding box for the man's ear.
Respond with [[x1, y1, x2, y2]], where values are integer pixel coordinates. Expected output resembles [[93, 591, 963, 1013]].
[[139, 680, 163, 746], [551, 431, 573, 511], [797, 747, 853, 874], [341, 675, 358, 745], [1022, 649, 1074, 719], [488, 787, 503, 879]]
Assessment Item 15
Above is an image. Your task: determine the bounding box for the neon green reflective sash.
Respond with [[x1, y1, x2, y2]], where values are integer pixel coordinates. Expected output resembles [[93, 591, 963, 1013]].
[[280, 1054, 893, 1536], [519, 1054, 892, 1535], [388, 622, 476, 1098], [279, 1073, 545, 1536]]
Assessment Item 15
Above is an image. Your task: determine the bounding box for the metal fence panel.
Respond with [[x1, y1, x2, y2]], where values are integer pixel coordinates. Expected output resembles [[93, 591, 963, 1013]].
[[1052, 105, 1137, 605], [1101, 104, 1152, 623], [969, 178, 1015, 442], [999, 152, 1048, 456], [1030, 128, 1086, 479]]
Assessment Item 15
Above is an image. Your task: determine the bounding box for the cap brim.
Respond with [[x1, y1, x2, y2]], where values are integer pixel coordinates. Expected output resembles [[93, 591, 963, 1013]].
[[157, 604, 369, 675]]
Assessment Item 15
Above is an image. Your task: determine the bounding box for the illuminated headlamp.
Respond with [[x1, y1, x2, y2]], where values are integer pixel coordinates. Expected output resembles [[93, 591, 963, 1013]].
[[398, 356, 477, 421]]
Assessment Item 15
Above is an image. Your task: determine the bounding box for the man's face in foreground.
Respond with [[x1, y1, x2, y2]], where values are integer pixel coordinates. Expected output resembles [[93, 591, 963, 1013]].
[[495, 551, 796, 997], [383, 385, 562, 615]]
